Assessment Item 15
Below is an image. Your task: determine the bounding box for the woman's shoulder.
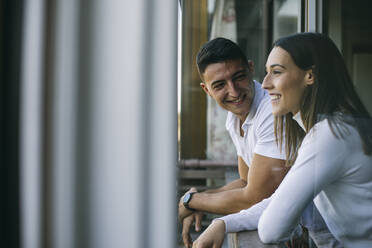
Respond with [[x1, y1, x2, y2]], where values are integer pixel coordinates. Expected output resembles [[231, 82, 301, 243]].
[[310, 114, 360, 147]]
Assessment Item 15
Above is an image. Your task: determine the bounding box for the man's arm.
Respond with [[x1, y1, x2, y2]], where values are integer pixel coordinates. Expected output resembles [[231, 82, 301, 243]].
[[178, 157, 248, 222], [186, 154, 288, 215], [203, 156, 248, 193]]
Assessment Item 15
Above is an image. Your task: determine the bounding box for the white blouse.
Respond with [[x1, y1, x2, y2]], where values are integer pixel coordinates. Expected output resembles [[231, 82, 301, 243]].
[[220, 113, 372, 247]]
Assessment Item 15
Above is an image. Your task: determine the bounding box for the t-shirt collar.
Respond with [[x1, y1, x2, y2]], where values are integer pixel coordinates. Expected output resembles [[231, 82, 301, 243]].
[[243, 80, 263, 126], [226, 80, 263, 131]]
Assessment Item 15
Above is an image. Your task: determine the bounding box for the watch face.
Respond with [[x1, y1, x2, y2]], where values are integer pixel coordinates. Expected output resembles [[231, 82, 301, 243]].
[[183, 192, 191, 203]]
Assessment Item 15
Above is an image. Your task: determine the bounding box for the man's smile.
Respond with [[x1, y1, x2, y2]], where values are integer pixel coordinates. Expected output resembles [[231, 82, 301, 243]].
[[225, 93, 246, 105]]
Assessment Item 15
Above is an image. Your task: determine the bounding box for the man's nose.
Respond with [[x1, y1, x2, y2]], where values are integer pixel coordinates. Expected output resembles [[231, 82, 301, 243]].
[[227, 81, 239, 97]]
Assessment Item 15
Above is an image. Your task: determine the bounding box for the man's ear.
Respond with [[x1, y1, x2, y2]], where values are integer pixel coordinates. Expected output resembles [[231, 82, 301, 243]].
[[200, 82, 211, 96], [248, 60, 255, 74], [305, 68, 315, 86]]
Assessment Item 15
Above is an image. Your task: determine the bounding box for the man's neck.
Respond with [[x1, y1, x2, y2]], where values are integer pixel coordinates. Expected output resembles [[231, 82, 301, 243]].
[[237, 80, 255, 135], [238, 114, 248, 137]]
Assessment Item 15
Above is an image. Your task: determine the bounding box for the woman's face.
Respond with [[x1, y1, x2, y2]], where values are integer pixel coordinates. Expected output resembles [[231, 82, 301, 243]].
[[262, 46, 313, 116]]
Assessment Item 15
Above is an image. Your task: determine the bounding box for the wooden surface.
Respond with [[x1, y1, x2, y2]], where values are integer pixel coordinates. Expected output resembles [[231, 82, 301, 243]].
[[228, 231, 281, 248], [179, 0, 208, 159]]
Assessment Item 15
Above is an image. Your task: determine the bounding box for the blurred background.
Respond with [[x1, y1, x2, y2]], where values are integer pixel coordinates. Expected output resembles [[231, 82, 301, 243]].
[[1, 0, 372, 247]]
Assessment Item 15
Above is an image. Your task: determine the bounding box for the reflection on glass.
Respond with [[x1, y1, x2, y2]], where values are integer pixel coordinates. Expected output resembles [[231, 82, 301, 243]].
[[235, 0, 267, 81], [273, 0, 299, 41]]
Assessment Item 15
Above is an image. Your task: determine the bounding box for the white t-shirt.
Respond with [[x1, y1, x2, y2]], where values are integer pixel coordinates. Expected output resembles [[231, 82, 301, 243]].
[[220, 112, 372, 247], [226, 80, 285, 166]]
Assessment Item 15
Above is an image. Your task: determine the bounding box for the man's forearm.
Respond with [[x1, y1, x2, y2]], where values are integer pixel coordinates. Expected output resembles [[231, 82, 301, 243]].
[[203, 178, 247, 194], [178, 180, 247, 221], [188, 187, 266, 215]]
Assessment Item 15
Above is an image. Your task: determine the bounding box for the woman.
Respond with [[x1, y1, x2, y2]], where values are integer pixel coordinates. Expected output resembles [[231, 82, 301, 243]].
[[192, 33, 372, 248]]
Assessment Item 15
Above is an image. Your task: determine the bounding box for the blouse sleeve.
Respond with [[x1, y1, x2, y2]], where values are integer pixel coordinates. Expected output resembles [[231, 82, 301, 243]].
[[217, 197, 271, 233]]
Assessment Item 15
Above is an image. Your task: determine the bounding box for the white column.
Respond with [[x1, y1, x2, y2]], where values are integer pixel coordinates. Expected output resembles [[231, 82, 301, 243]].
[[20, 0, 45, 247], [21, 0, 178, 247], [85, 0, 178, 247], [50, 0, 80, 247], [147, 1, 178, 247]]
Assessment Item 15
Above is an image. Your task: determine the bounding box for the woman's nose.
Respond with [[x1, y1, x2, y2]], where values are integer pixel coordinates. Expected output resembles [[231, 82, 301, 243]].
[[262, 75, 272, 90]]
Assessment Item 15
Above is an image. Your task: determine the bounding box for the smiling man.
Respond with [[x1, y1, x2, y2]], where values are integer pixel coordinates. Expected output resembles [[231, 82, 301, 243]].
[[178, 37, 289, 248]]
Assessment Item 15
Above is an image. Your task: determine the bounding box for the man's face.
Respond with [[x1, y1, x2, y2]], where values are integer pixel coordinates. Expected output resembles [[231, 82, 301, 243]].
[[200, 59, 254, 121]]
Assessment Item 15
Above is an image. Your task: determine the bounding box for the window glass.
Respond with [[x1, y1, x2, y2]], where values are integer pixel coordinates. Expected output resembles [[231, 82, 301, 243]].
[[273, 0, 300, 41], [325, 0, 372, 113]]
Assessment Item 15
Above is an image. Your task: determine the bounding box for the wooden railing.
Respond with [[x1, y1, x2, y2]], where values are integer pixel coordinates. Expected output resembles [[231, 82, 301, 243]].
[[227, 232, 281, 248], [178, 159, 238, 168], [177, 160, 314, 248], [177, 159, 238, 192], [177, 159, 239, 246]]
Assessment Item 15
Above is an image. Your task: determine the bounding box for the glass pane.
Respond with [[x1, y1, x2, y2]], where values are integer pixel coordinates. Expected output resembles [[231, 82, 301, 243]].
[[235, 0, 268, 81], [324, 0, 372, 114], [273, 0, 300, 41]]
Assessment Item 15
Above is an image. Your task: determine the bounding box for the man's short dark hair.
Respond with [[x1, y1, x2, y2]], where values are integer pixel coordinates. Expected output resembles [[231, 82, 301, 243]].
[[196, 37, 248, 76]]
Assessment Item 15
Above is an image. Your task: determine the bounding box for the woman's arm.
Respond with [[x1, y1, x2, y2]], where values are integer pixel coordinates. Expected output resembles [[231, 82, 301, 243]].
[[217, 196, 271, 233]]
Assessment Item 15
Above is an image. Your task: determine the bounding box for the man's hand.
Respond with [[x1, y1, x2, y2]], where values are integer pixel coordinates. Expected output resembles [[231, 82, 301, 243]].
[[179, 188, 198, 222], [192, 219, 226, 248], [182, 212, 203, 248]]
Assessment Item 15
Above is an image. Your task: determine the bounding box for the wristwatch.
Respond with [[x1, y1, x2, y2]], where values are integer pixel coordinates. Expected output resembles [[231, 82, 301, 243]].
[[183, 192, 196, 211]]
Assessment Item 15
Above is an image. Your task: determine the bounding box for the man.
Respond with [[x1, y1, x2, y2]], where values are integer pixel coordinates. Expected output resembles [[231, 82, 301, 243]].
[[178, 37, 289, 248]]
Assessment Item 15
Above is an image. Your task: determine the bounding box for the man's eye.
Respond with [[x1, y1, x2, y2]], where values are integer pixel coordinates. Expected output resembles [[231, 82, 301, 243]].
[[213, 83, 224, 89], [273, 70, 282, 74]]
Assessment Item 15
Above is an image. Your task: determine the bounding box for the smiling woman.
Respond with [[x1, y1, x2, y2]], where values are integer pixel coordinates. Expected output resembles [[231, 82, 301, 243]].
[[258, 32, 372, 245], [257, 37, 372, 248]]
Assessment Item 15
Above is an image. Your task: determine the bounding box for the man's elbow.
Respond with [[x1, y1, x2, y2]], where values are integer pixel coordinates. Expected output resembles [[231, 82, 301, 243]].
[[241, 188, 267, 209]]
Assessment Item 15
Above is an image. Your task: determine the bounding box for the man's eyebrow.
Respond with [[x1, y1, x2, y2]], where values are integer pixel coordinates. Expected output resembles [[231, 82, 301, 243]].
[[211, 80, 225, 87], [232, 69, 247, 77], [210, 69, 248, 87]]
